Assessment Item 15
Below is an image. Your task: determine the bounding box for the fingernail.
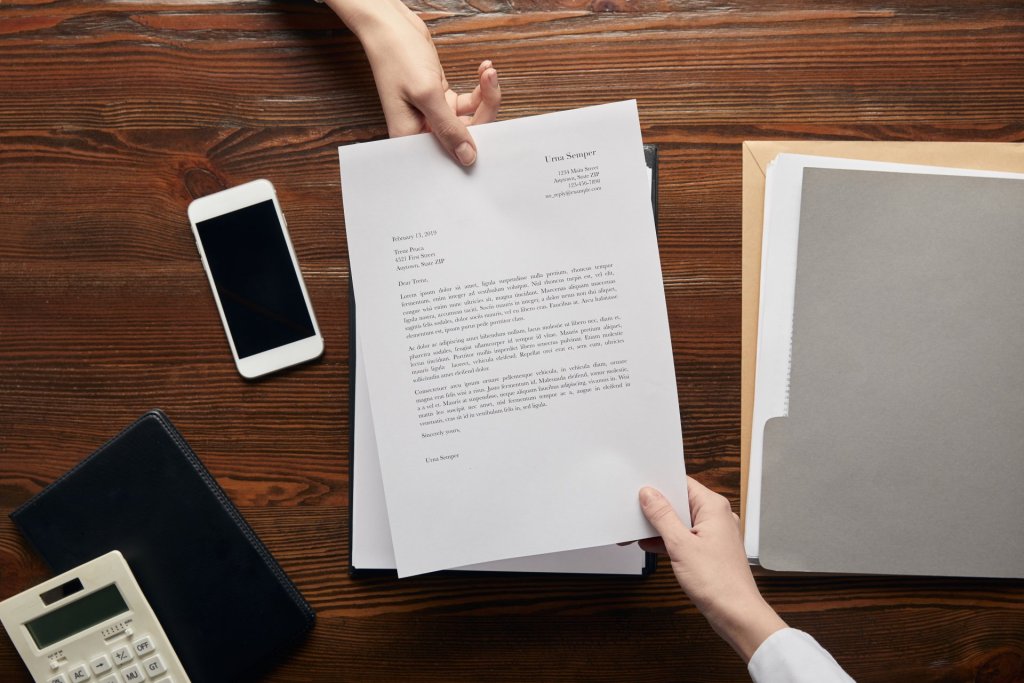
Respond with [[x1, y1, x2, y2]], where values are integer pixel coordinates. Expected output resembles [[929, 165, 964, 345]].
[[639, 487, 662, 507], [455, 142, 476, 166]]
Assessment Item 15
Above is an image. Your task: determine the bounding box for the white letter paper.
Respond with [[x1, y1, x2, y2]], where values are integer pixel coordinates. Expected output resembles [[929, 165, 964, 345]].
[[340, 101, 688, 577]]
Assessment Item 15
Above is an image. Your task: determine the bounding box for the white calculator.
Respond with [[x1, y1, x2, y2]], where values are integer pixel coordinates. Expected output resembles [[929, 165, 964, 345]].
[[0, 551, 190, 683]]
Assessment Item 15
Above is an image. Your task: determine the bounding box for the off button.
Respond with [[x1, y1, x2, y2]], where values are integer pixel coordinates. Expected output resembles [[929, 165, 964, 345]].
[[132, 636, 154, 657]]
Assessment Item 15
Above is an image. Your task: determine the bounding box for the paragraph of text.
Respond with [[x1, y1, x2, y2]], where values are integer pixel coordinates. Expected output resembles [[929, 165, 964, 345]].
[[416, 360, 632, 431]]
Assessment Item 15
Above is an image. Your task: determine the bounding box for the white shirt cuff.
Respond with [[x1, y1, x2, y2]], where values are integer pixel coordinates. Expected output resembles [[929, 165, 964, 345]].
[[748, 628, 854, 683]]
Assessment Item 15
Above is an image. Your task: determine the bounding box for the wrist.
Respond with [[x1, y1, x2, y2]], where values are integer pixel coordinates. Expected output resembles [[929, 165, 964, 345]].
[[326, 0, 402, 42], [704, 594, 787, 663]]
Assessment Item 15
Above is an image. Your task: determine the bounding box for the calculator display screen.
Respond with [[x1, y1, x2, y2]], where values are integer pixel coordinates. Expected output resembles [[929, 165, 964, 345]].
[[25, 584, 129, 649]]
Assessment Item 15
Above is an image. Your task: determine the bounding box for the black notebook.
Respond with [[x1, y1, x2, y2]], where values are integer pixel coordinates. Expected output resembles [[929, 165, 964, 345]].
[[11, 410, 315, 683]]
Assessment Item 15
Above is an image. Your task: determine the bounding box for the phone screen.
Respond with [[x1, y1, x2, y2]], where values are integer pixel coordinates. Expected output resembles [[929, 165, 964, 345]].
[[196, 199, 316, 359]]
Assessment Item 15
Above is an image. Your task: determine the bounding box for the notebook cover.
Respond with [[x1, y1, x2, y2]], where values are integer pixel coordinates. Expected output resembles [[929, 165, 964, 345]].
[[759, 169, 1024, 578], [10, 410, 316, 682], [348, 145, 661, 577]]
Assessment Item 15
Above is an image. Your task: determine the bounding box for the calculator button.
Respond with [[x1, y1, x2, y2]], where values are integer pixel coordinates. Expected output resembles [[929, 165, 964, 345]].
[[120, 664, 144, 682], [46, 674, 69, 683], [111, 645, 134, 665], [91, 654, 113, 674], [70, 664, 92, 681], [98, 673, 123, 683], [132, 636, 155, 657], [141, 654, 166, 678]]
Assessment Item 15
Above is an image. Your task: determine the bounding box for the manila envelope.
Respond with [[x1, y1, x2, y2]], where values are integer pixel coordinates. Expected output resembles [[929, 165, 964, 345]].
[[741, 140, 1024, 525]]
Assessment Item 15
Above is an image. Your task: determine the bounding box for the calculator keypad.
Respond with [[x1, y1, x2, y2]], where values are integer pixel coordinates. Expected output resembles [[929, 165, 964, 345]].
[[54, 634, 176, 683]]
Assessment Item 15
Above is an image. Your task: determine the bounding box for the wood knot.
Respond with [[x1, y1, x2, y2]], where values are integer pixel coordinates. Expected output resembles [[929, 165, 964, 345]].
[[183, 167, 228, 201], [591, 0, 622, 12], [975, 650, 1023, 683]]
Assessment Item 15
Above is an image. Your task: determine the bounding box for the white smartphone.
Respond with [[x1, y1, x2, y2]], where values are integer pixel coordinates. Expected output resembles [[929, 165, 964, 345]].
[[188, 179, 323, 378]]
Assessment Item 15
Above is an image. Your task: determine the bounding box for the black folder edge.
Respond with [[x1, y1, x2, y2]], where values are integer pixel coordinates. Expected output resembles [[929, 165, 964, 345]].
[[11, 410, 315, 666], [348, 144, 661, 578]]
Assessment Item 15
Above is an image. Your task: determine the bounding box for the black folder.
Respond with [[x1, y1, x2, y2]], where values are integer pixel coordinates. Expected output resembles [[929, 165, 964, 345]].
[[11, 409, 315, 683]]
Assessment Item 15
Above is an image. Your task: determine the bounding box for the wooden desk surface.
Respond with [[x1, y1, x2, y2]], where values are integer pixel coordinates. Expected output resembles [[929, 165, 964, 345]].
[[2, 1, 1022, 681]]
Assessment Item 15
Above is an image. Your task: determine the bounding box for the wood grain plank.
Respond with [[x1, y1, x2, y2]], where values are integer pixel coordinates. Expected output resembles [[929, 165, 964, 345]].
[[1, 12, 1021, 129], [2, 1, 1023, 682]]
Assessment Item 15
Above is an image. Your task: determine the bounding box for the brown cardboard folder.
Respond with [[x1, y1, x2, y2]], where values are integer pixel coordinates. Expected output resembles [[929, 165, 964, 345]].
[[740, 140, 1024, 526]]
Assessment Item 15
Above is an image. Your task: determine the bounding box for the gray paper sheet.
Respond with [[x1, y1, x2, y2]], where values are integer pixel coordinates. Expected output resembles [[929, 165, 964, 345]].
[[760, 168, 1024, 578]]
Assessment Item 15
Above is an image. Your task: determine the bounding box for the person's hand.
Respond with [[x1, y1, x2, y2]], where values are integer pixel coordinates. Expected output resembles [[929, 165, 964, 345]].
[[637, 477, 787, 662], [328, 0, 500, 166]]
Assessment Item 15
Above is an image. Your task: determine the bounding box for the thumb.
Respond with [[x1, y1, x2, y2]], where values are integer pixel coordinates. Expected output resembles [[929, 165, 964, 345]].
[[639, 487, 692, 555], [417, 89, 477, 166]]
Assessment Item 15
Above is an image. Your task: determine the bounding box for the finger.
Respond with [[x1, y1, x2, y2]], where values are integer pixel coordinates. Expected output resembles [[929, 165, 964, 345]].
[[444, 88, 458, 115], [470, 67, 500, 125], [685, 476, 733, 526], [455, 86, 482, 117], [415, 88, 477, 166], [637, 537, 669, 555], [639, 487, 693, 556], [454, 61, 491, 115], [685, 475, 713, 506], [456, 61, 498, 117]]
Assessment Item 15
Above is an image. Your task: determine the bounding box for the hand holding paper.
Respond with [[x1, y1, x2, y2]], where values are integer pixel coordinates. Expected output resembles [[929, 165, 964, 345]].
[[639, 478, 786, 662], [327, 0, 500, 165]]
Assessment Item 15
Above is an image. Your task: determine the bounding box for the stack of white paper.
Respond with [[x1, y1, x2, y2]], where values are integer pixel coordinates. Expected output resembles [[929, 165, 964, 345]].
[[340, 101, 689, 578]]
